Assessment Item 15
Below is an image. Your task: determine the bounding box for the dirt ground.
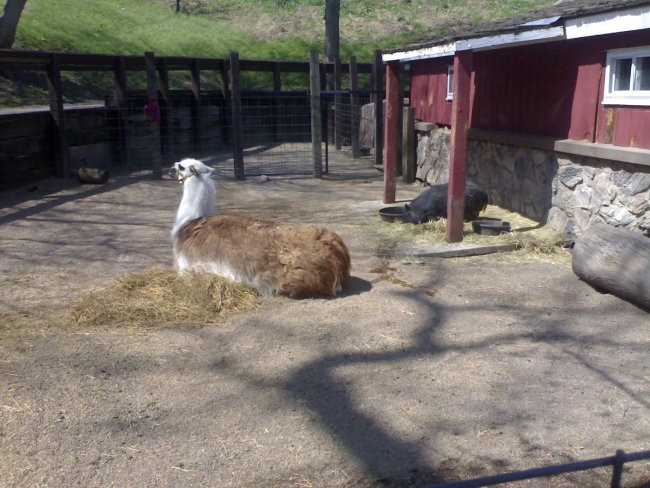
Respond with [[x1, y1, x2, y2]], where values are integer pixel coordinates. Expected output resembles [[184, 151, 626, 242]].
[[0, 155, 649, 488]]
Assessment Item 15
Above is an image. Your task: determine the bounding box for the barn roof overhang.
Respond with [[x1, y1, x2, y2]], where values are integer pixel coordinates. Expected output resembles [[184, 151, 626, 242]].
[[382, 0, 650, 62]]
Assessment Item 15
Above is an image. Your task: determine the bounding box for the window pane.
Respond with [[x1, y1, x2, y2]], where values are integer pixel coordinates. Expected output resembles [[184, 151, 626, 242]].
[[613, 58, 632, 91], [447, 66, 454, 98], [636, 56, 650, 90]]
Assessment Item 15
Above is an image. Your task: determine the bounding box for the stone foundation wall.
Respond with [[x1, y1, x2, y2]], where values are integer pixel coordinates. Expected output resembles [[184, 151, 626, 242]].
[[415, 124, 650, 237]]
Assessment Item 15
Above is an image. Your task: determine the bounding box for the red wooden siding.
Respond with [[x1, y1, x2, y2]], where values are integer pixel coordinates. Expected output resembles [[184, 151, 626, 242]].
[[409, 30, 650, 149], [471, 40, 596, 139], [593, 32, 650, 148], [409, 58, 453, 125]]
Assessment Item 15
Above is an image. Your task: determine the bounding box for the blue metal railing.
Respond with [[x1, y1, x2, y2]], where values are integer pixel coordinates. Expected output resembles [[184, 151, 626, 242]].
[[427, 449, 650, 488]]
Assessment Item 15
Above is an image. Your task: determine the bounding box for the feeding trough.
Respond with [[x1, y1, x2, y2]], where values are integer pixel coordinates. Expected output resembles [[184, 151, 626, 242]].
[[472, 219, 511, 235], [379, 206, 408, 222]]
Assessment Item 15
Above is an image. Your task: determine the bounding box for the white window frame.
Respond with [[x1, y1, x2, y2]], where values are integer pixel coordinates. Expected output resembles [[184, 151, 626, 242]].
[[446, 65, 454, 101], [603, 46, 650, 106]]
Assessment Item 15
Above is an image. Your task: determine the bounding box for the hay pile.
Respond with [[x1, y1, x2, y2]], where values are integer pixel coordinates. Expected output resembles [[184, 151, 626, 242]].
[[69, 268, 259, 327], [378, 205, 571, 262]]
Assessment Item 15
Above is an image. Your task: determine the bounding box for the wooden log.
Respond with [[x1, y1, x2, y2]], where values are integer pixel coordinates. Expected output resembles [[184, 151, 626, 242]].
[[572, 223, 650, 310]]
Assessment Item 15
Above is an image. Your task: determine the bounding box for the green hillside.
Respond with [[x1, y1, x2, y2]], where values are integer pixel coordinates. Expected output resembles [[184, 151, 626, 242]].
[[14, 0, 556, 61]]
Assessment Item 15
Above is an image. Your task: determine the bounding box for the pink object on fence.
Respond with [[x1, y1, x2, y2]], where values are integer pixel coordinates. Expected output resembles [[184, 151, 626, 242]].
[[144, 101, 160, 123]]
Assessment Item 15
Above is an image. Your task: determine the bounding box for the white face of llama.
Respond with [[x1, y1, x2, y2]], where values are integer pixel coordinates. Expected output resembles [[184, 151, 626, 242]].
[[169, 158, 215, 184]]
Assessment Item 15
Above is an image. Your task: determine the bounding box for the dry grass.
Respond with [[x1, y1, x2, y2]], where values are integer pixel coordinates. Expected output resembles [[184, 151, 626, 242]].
[[68, 268, 259, 327], [378, 205, 572, 263]]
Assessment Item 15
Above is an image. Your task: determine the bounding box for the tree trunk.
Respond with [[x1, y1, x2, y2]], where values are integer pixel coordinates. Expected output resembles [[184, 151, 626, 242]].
[[324, 0, 340, 63], [0, 0, 27, 48], [572, 223, 650, 310]]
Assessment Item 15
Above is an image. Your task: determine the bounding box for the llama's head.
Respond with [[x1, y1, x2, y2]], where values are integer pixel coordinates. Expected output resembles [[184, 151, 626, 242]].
[[171, 158, 217, 236], [169, 158, 215, 184]]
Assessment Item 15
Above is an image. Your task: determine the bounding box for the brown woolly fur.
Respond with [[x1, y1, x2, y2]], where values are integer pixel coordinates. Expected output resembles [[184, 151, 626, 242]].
[[176, 214, 351, 298], [68, 268, 259, 327]]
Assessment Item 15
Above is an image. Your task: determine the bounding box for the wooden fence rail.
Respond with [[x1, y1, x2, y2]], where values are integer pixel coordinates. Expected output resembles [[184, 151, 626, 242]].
[[0, 49, 383, 189]]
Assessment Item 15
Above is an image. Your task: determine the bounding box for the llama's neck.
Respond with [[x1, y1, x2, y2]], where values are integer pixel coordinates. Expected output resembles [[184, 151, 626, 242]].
[[172, 177, 216, 236]]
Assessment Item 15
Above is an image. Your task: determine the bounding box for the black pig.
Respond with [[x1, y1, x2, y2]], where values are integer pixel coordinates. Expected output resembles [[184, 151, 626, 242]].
[[403, 181, 488, 224]]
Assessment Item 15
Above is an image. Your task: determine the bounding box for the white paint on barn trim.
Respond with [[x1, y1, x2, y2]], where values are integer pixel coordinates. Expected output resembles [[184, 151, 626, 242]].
[[565, 5, 650, 39], [382, 42, 456, 62]]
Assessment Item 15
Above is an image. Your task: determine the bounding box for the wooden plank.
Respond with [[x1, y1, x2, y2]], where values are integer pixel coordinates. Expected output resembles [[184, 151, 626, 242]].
[[446, 50, 472, 243], [309, 50, 323, 178], [409, 242, 517, 258], [383, 60, 400, 204]]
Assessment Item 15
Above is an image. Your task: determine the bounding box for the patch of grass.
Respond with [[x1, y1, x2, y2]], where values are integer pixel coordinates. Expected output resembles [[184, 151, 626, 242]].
[[68, 268, 259, 327], [15, 0, 557, 61]]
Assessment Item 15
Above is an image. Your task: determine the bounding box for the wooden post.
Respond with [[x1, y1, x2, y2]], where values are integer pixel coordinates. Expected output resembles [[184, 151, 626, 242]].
[[349, 56, 360, 159], [446, 50, 473, 243], [229, 52, 244, 180], [309, 50, 323, 178], [218, 60, 230, 147], [47, 53, 70, 178], [272, 62, 281, 142], [334, 57, 342, 150], [144, 51, 162, 179], [383, 60, 400, 204], [402, 106, 415, 183], [373, 49, 384, 167], [158, 58, 172, 164], [191, 58, 202, 151]]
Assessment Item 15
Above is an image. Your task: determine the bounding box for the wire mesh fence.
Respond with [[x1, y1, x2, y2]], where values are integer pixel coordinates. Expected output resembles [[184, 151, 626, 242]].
[[1, 51, 382, 188], [323, 89, 376, 171]]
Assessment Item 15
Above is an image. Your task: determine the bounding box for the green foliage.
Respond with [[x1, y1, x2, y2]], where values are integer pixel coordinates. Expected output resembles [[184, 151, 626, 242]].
[[14, 0, 556, 62]]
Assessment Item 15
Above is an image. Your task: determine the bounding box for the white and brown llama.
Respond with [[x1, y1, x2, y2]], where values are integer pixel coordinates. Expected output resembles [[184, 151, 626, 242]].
[[170, 158, 351, 298]]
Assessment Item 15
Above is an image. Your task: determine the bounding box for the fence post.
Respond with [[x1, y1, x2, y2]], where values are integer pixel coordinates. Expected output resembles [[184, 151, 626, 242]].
[[383, 60, 400, 204], [373, 49, 384, 167], [47, 53, 70, 178], [309, 50, 323, 178], [191, 58, 202, 151], [349, 56, 360, 159], [402, 106, 415, 183], [229, 52, 244, 180], [272, 62, 281, 142], [113, 57, 130, 168], [144, 51, 162, 179], [334, 57, 342, 150], [157, 58, 172, 164]]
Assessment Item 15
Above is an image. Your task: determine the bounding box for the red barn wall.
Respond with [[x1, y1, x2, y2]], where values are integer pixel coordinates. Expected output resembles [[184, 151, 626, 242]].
[[408, 30, 650, 149], [409, 58, 453, 125]]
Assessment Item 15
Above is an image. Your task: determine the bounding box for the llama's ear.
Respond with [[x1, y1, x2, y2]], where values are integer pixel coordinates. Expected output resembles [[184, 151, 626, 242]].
[[189, 165, 201, 177]]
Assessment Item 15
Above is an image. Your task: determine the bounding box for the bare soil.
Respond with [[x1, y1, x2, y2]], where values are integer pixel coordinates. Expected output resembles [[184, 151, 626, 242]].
[[1, 156, 649, 488]]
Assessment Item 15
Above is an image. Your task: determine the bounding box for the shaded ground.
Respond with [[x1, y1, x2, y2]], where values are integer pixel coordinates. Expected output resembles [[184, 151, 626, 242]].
[[0, 155, 649, 488]]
